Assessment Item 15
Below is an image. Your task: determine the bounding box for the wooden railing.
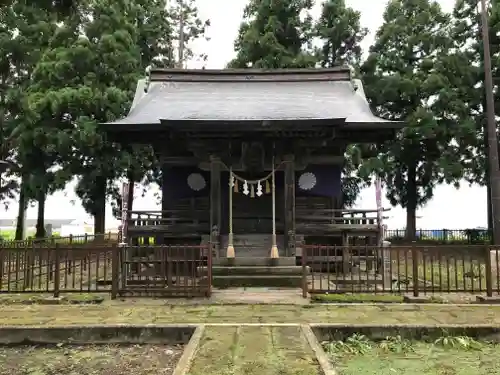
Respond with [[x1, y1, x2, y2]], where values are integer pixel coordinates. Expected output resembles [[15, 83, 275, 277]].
[[303, 244, 498, 297], [296, 208, 389, 235], [125, 205, 390, 239], [0, 243, 211, 298]]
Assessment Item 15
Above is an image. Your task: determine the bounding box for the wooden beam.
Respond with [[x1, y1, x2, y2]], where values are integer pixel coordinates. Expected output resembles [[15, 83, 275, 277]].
[[307, 155, 345, 164], [210, 156, 221, 257], [161, 156, 199, 166], [284, 155, 296, 256]]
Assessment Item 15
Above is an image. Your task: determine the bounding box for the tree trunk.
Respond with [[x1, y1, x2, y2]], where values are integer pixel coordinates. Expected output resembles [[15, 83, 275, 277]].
[[405, 162, 417, 241], [15, 177, 27, 240], [93, 176, 106, 235], [35, 189, 46, 239]]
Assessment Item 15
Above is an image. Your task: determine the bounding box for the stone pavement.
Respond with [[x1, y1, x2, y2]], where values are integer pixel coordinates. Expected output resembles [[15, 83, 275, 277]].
[[1, 303, 500, 326]]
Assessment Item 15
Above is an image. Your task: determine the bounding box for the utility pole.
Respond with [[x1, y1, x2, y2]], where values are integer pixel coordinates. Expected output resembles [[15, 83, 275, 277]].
[[177, 0, 185, 68], [480, 0, 500, 244], [477, 1, 494, 243]]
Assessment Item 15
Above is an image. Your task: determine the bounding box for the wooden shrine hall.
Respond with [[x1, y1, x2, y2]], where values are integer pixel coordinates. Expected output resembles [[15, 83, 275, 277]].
[[100, 67, 403, 289]]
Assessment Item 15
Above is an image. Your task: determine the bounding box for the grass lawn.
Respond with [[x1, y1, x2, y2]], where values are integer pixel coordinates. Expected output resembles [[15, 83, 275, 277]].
[[188, 326, 319, 375], [0, 344, 183, 375], [310, 293, 405, 303], [325, 335, 500, 375]]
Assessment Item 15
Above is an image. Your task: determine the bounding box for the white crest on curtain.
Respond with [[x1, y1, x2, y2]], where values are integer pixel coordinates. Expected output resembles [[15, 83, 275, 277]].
[[187, 173, 206, 191], [298, 172, 317, 191]]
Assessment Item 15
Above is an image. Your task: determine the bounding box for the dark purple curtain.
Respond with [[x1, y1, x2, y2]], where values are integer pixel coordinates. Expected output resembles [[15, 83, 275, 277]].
[[295, 165, 341, 198], [161, 165, 341, 200]]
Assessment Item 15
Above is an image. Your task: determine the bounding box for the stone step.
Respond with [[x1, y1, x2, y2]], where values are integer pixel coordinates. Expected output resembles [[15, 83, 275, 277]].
[[198, 265, 307, 276], [219, 234, 285, 258], [213, 257, 296, 266], [212, 275, 303, 288]]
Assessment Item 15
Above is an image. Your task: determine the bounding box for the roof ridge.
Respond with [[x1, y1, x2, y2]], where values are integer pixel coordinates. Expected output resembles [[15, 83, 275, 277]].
[[149, 67, 351, 83]]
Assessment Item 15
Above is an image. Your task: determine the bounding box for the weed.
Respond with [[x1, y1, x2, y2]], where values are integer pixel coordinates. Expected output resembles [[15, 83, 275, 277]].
[[324, 334, 372, 355], [433, 335, 483, 350], [379, 335, 414, 353]]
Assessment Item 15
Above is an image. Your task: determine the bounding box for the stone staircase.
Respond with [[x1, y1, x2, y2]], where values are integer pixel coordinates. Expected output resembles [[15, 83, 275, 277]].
[[219, 234, 285, 258], [199, 234, 307, 288]]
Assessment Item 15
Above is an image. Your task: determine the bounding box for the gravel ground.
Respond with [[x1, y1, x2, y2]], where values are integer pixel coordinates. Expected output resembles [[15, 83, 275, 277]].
[[0, 344, 183, 375]]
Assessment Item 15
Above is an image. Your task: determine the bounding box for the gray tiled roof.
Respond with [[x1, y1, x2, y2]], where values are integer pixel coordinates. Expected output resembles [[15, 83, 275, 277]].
[[106, 69, 399, 127]]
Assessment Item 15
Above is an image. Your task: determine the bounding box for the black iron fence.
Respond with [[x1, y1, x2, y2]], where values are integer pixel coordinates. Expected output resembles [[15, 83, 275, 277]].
[[302, 244, 499, 297], [384, 229, 491, 244]]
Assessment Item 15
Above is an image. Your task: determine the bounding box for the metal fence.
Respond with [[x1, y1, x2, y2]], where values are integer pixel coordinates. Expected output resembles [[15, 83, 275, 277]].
[[384, 229, 491, 244], [302, 244, 499, 297], [0, 243, 211, 298]]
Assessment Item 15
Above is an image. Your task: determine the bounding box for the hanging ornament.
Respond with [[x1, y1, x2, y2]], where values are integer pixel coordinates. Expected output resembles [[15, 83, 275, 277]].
[[234, 179, 238, 193], [257, 181, 263, 196], [243, 180, 249, 195], [265, 180, 271, 194], [250, 184, 255, 198], [229, 174, 235, 187]]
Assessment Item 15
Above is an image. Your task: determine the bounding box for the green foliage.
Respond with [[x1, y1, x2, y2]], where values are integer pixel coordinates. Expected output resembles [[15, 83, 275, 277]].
[[433, 335, 482, 350], [229, 0, 316, 68], [231, 0, 370, 206], [26, 0, 143, 233], [379, 335, 415, 353], [315, 0, 368, 68], [325, 333, 482, 359], [168, 0, 210, 67], [325, 334, 373, 355], [314, 1, 369, 207], [446, 0, 500, 188], [361, 0, 472, 238], [310, 293, 404, 303], [0, 0, 210, 236]]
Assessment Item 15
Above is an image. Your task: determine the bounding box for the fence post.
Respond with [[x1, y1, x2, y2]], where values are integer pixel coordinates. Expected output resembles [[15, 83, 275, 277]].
[[53, 244, 60, 298], [111, 244, 119, 300], [302, 246, 308, 298], [411, 244, 419, 297], [23, 243, 32, 291], [486, 245, 493, 297]]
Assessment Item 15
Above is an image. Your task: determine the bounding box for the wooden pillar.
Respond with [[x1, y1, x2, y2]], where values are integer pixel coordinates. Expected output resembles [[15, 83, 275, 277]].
[[159, 163, 170, 245], [210, 156, 221, 257], [284, 155, 296, 257]]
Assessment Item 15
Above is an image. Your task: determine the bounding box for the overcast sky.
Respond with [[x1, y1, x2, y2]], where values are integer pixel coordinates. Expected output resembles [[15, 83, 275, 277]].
[[1, 0, 487, 230]]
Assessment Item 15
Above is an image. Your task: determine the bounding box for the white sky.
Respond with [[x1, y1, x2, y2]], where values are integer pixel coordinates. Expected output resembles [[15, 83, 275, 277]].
[[1, 0, 487, 230]]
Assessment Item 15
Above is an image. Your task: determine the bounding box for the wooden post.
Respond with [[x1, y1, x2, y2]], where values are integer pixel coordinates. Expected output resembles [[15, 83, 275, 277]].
[[412, 245, 419, 297], [210, 156, 221, 257], [159, 163, 171, 246], [302, 248, 308, 298], [342, 232, 350, 274], [53, 244, 60, 298], [111, 244, 119, 300], [486, 245, 493, 297], [284, 155, 295, 257]]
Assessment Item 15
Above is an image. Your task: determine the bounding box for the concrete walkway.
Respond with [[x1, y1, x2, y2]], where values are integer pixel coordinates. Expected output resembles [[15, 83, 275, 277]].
[[1, 303, 500, 326], [210, 288, 307, 304]]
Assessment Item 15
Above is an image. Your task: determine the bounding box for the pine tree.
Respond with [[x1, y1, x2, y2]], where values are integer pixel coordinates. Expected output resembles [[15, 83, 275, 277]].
[[361, 0, 468, 239], [229, 0, 316, 68], [0, 2, 60, 238], [315, 0, 368, 68], [314, 0, 369, 207]]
